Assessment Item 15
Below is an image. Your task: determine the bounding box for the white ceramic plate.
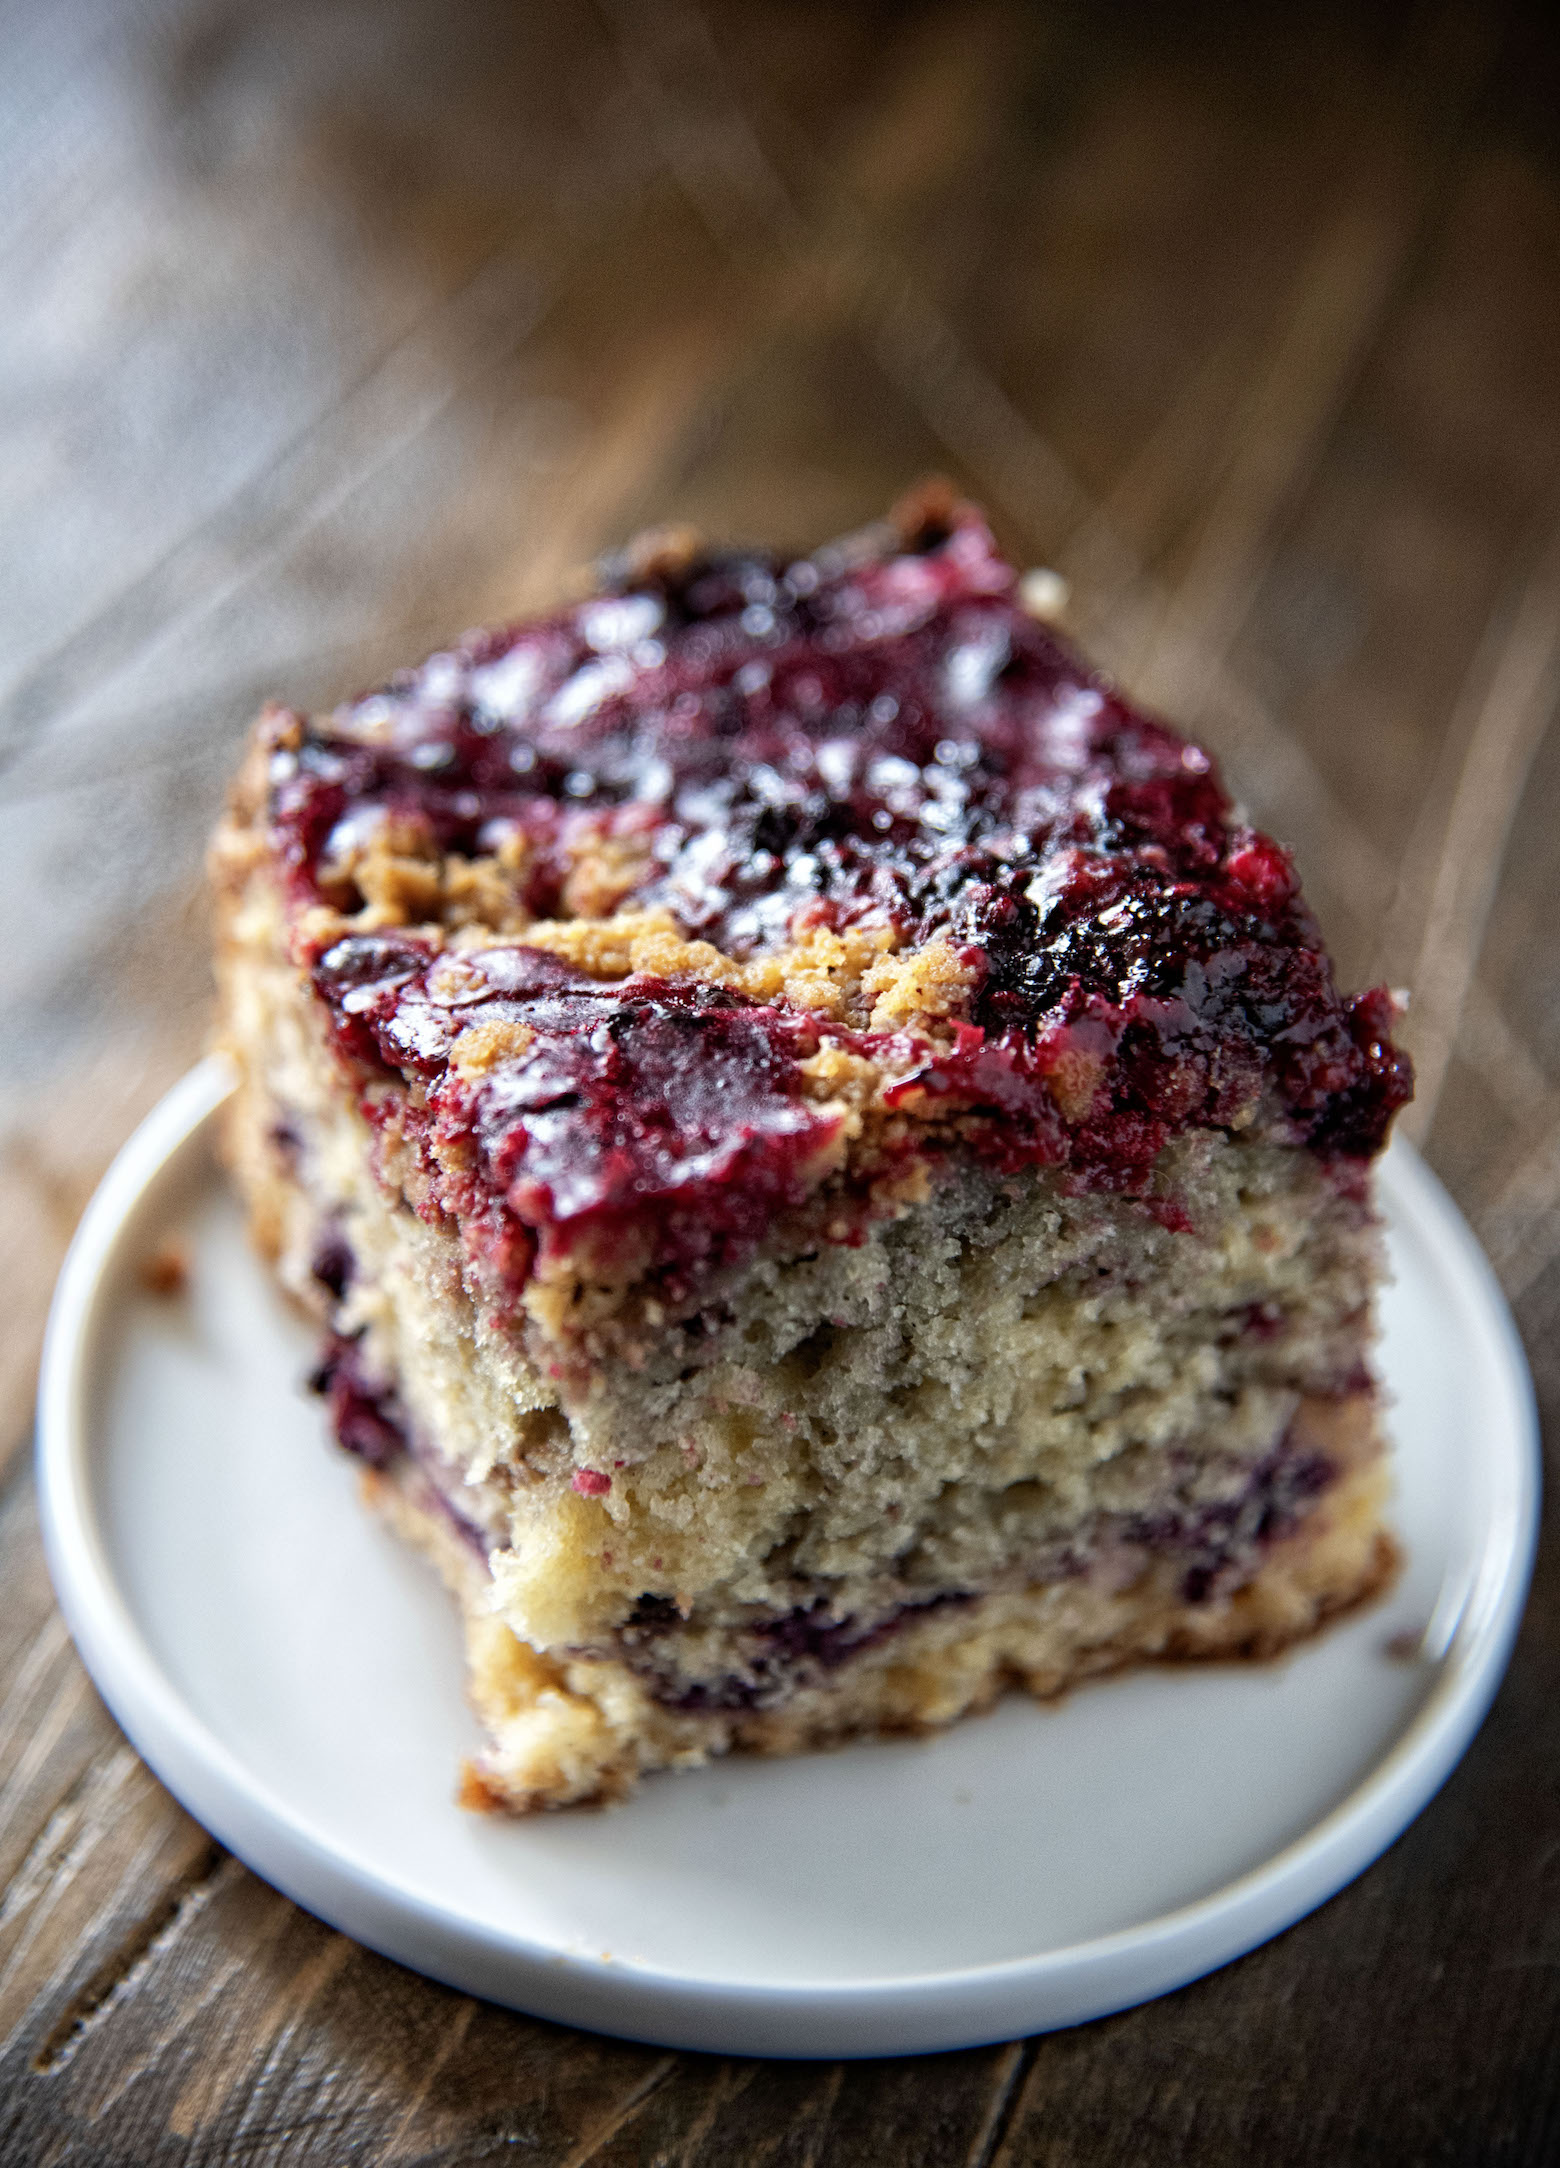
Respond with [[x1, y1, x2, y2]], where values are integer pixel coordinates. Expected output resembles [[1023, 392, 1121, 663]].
[[38, 1058, 1537, 2058]]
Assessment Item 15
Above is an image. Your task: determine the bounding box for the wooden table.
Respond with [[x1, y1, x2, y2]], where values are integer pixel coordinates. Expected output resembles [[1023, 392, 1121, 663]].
[[2, 2, 1557, 2159]]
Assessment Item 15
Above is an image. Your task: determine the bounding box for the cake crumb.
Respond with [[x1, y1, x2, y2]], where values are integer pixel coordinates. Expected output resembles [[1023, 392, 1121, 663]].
[[1019, 566, 1070, 621], [140, 1242, 188, 1296]]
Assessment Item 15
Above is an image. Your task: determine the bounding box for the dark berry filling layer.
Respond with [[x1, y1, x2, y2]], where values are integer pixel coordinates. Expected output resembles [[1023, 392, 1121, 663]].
[[610, 1425, 1341, 1714], [309, 1331, 404, 1472], [309, 1333, 489, 1559], [617, 1591, 977, 1715]]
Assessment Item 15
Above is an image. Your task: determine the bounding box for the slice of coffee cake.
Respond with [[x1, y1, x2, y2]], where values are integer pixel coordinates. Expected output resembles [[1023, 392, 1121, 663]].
[[211, 489, 1411, 1813]]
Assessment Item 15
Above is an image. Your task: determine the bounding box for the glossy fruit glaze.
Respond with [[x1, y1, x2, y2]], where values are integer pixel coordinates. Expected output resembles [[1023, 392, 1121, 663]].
[[265, 500, 1410, 1300]]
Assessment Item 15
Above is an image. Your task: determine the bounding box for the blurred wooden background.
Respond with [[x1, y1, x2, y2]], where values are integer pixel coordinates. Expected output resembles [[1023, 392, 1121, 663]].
[[2, 0, 1558, 2160]]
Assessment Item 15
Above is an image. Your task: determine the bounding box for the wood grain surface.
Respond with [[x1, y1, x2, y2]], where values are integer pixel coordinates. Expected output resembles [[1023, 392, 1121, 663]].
[[2, 2, 1558, 2160]]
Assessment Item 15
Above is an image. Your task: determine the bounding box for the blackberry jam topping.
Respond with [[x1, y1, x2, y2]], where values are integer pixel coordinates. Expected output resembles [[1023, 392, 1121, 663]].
[[272, 504, 1248, 966], [312, 937, 847, 1297], [280, 498, 1410, 1297]]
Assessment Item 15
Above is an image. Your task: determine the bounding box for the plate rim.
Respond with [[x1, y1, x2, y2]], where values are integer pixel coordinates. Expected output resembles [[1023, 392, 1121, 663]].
[[36, 1056, 1541, 2058]]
